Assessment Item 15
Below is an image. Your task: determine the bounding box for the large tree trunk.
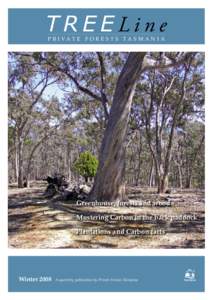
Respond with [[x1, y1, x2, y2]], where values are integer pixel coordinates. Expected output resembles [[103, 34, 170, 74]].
[[89, 52, 146, 202]]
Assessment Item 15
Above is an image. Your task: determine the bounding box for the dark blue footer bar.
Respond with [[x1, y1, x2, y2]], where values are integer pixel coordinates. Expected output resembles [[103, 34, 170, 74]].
[[8, 256, 204, 292]]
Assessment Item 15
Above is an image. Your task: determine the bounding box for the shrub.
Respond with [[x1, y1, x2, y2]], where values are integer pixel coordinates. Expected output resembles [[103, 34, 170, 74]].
[[74, 151, 98, 183]]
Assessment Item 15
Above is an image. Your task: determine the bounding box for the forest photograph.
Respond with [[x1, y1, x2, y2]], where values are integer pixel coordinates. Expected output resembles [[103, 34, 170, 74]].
[[8, 52, 205, 249]]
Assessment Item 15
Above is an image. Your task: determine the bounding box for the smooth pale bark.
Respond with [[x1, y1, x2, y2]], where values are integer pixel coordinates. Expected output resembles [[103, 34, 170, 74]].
[[145, 66, 189, 193], [135, 131, 142, 186], [178, 167, 183, 189], [66, 143, 72, 181], [157, 173, 169, 193], [148, 159, 154, 187], [176, 163, 183, 189], [89, 52, 146, 202], [14, 147, 19, 183], [17, 136, 24, 188]]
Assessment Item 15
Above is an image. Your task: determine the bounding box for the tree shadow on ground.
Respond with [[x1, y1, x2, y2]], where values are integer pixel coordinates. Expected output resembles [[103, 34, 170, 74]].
[[8, 186, 205, 248]]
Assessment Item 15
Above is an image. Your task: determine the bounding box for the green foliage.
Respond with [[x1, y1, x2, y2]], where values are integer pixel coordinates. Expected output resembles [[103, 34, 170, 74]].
[[74, 151, 98, 181], [24, 138, 33, 146]]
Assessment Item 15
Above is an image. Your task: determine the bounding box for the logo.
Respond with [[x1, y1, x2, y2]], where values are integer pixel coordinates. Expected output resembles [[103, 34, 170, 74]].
[[184, 269, 196, 282]]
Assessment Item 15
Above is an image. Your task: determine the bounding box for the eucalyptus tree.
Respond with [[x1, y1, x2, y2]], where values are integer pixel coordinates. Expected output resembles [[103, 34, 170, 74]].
[[10, 51, 202, 200], [8, 53, 60, 187], [134, 52, 204, 193]]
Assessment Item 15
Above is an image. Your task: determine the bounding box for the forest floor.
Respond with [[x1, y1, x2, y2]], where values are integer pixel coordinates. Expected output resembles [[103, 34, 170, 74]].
[[8, 181, 205, 249]]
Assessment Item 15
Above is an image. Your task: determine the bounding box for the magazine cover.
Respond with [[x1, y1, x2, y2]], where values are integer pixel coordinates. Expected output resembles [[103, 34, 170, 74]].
[[0, 0, 211, 299]]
